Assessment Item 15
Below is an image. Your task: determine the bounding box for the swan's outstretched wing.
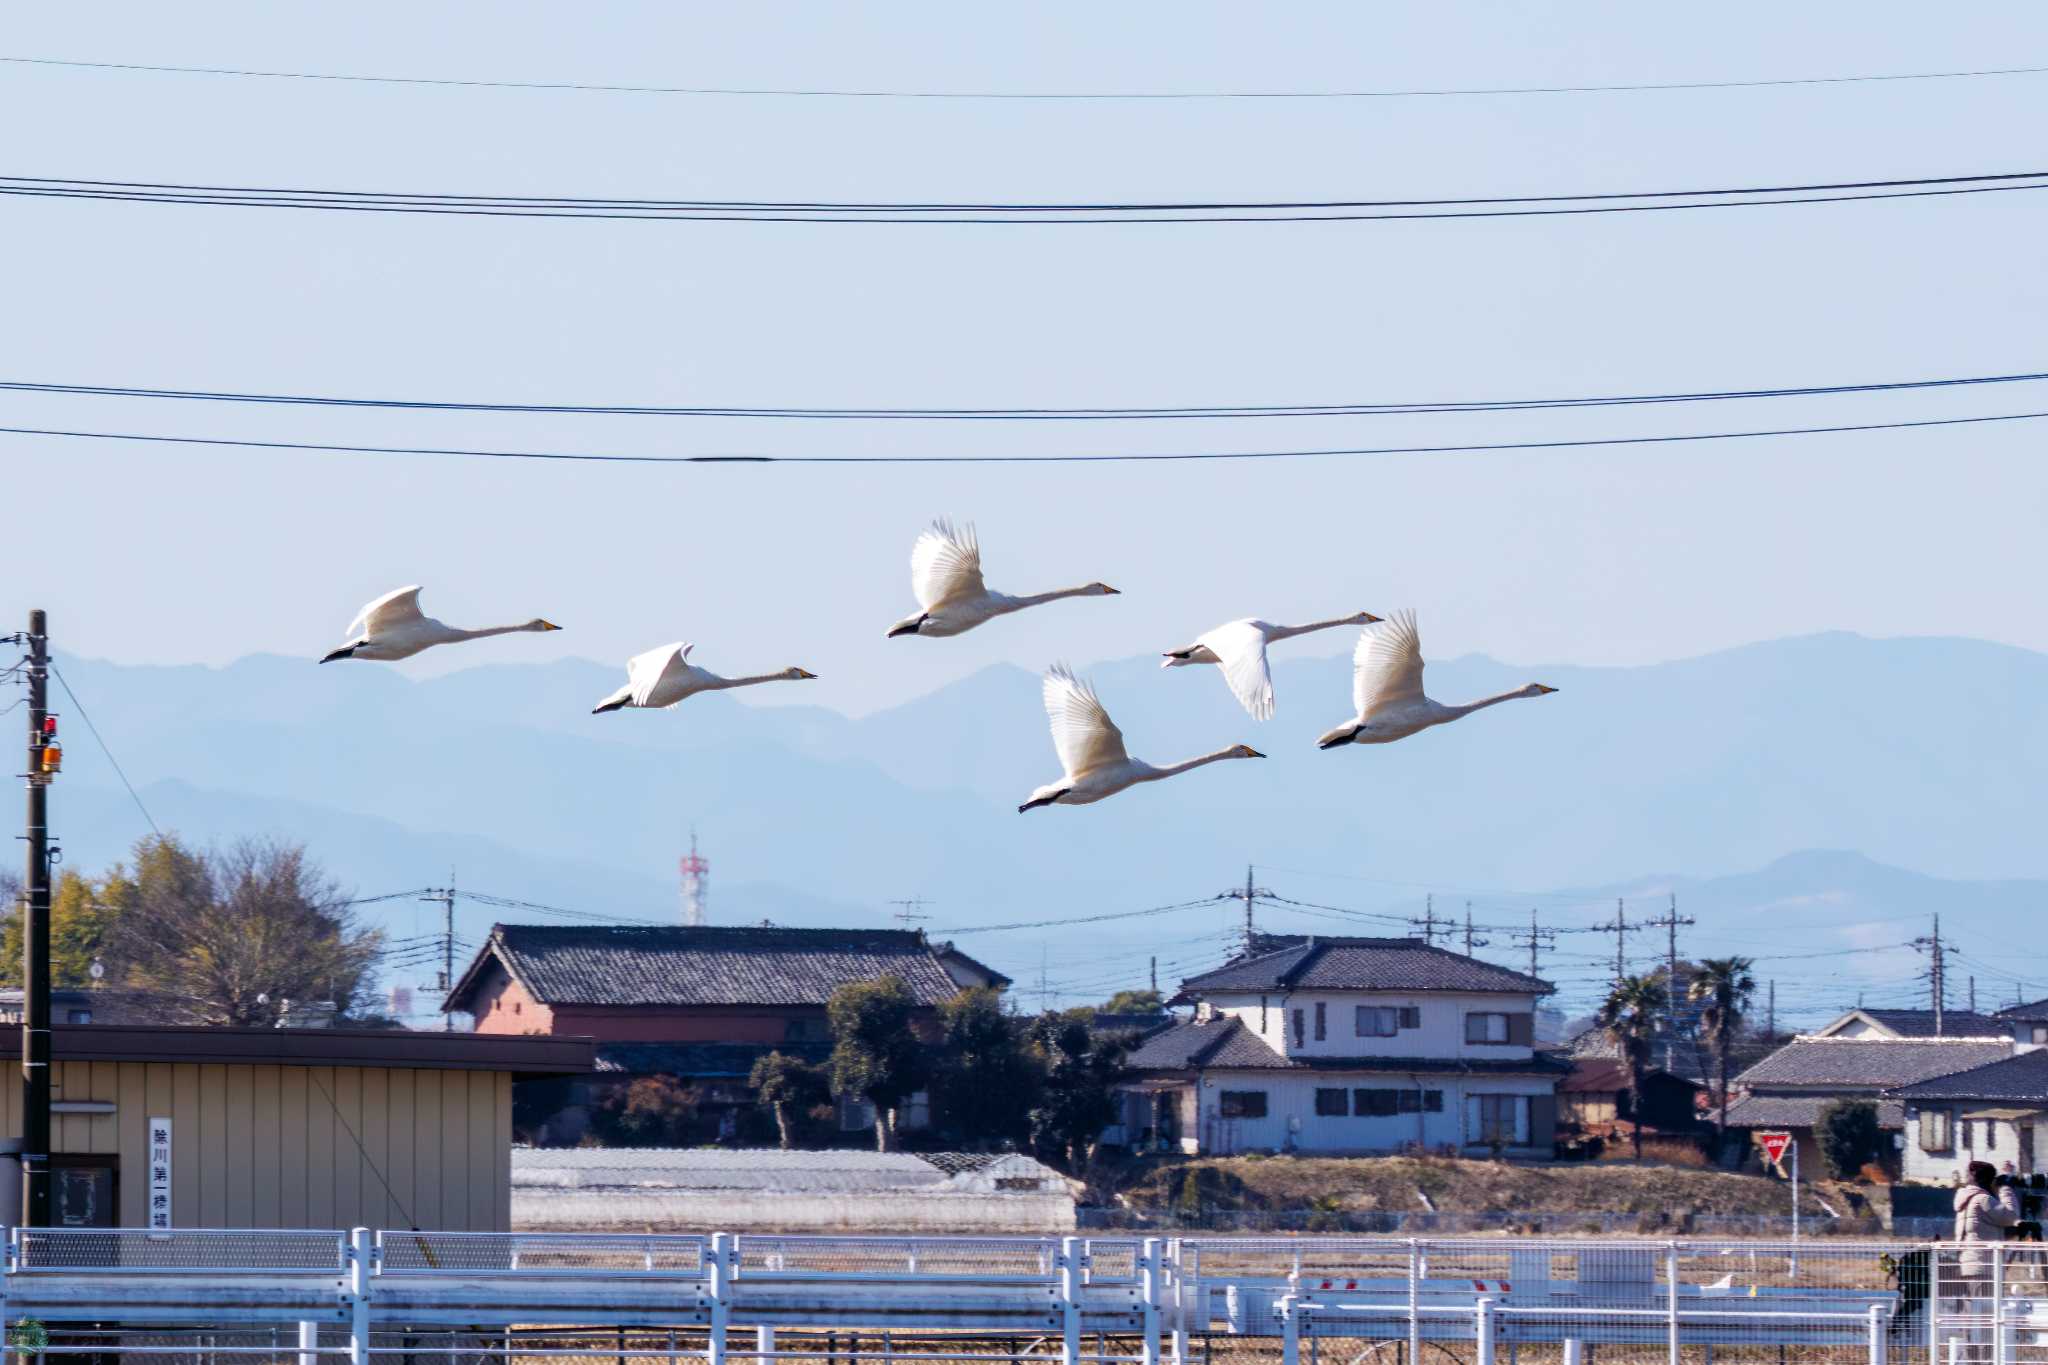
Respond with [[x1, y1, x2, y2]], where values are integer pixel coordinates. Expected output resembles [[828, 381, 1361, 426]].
[[348, 585, 425, 639], [1352, 610, 1426, 719], [910, 519, 986, 610], [1044, 664, 1129, 778], [1197, 620, 1276, 721], [626, 642, 694, 707]]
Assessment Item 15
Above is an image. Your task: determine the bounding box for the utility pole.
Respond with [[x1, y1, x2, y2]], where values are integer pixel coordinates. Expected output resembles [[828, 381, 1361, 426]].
[[420, 884, 458, 1031], [1218, 866, 1271, 957], [16, 610, 55, 1225], [1411, 894, 1449, 947], [1149, 956, 1158, 996], [1591, 897, 1638, 985], [1969, 976, 1977, 1015], [1911, 914, 1947, 1035], [1767, 979, 1777, 1040], [1461, 901, 1489, 957], [1509, 909, 1556, 982], [1641, 893, 1696, 1063]]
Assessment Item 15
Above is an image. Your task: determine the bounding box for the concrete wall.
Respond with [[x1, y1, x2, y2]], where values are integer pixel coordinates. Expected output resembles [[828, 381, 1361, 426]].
[[515, 1188, 1074, 1232], [0, 1059, 511, 1230]]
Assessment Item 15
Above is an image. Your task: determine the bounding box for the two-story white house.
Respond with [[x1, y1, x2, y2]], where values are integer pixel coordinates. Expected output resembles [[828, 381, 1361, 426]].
[[1114, 935, 1565, 1156]]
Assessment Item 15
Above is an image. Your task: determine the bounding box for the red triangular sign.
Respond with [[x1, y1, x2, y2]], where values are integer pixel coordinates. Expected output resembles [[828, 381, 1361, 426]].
[[1757, 1130, 1793, 1165]]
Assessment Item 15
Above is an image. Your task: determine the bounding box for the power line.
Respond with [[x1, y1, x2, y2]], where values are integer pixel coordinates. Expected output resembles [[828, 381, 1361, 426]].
[[8, 368, 2048, 422], [46, 662, 159, 837], [9, 406, 2048, 467], [5, 169, 2047, 224], [933, 896, 1221, 936], [8, 53, 2047, 100]]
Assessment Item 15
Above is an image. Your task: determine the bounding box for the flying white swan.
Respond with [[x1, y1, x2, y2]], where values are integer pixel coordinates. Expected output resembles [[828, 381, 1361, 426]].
[[1162, 611, 1384, 720], [592, 643, 816, 713], [1316, 611, 1555, 748], [1019, 665, 1263, 811], [320, 586, 559, 663], [886, 519, 1118, 638]]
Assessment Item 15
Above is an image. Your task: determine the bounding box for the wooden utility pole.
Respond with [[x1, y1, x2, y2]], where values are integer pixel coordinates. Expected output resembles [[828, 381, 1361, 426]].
[[18, 609, 53, 1225]]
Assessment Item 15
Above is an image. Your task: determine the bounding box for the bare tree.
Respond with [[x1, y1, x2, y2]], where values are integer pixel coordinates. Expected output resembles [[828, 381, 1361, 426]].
[[109, 836, 383, 1025]]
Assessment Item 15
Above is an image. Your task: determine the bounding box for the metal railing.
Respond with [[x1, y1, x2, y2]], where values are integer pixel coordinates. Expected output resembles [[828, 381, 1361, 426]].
[[0, 1227, 1993, 1365]]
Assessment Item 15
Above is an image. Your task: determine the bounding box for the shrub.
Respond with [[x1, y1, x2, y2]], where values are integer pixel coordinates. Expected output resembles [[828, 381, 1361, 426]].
[[1818, 1099, 1883, 1180]]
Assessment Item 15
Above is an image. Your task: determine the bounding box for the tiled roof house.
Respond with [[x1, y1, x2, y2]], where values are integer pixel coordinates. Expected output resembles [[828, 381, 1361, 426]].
[[1117, 936, 1565, 1157]]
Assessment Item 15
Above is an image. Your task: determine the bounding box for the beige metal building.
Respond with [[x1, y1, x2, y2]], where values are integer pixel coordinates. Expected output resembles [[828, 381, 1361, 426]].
[[0, 1025, 592, 1230]]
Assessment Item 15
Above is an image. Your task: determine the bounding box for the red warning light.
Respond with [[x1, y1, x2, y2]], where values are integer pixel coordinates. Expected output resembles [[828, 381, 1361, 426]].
[[42, 716, 57, 735]]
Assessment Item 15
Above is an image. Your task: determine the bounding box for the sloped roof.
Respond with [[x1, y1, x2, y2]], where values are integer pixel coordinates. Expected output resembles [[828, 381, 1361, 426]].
[[2001, 998, 2048, 1023], [447, 924, 1005, 1011], [1888, 1050, 2048, 1104], [1560, 1059, 1701, 1094], [1726, 1094, 1907, 1130], [1735, 1037, 2009, 1090], [1125, 1016, 1568, 1075], [1828, 1008, 2007, 1038], [1176, 937, 1551, 999]]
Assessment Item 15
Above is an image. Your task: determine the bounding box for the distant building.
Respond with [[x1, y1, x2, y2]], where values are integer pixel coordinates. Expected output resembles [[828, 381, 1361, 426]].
[[1113, 935, 1564, 1157], [1557, 1058, 1705, 1136], [443, 924, 1008, 1142], [1727, 1032, 2011, 1173], [1889, 1049, 2048, 1182], [1812, 1008, 2008, 1041]]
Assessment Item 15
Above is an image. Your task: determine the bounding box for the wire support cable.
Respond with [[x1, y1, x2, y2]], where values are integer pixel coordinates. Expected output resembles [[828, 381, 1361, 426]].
[[8, 54, 2048, 100], [7, 407, 2048, 466], [8, 367, 2047, 421], [4, 169, 2048, 224], [47, 662, 160, 837]]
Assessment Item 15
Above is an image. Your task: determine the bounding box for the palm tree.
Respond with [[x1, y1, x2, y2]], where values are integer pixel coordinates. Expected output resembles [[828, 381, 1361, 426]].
[[1597, 974, 1669, 1160], [1688, 956, 1757, 1144]]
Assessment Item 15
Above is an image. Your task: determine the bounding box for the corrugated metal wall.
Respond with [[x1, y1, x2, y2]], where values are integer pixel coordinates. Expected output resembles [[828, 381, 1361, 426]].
[[0, 1061, 510, 1230]]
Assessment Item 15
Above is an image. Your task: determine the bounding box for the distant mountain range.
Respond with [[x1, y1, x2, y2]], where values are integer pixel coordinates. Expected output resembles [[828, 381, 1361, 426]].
[[38, 631, 2048, 1020]]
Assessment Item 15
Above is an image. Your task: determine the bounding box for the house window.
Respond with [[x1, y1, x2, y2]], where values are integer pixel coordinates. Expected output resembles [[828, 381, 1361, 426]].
[[2034, 1026, 2048, 1045], [1921, 1108, 1954, 1152], [65, 1009, 92, 1025], [1291, 1009, 1305, 1047], [1400, 1006, 1421, 1029], [1963, 1119, 1974, 1152], [1219, 1090, 1268, 1119], [784, 1018, 821, 1042], [1314, 1088, 1348, 1117], [1357, 1007, 1397, 1037], [1466, 1013, 1511, 1044], [1314, 1002, 1327, 1041], [1354, 1088, 1401, 1117], [1397, 1088, 1444, 1114], [1477, 1094, 1521, 1145]]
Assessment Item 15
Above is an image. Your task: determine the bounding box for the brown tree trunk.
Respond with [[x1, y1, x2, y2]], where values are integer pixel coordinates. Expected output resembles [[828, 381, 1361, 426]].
[[773, 1100, 793, 1150], [874, 1106, 895, 1152]]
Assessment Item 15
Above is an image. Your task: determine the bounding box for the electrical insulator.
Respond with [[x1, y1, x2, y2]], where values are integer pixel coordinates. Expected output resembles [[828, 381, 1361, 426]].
[[39, 743, 61, 774]]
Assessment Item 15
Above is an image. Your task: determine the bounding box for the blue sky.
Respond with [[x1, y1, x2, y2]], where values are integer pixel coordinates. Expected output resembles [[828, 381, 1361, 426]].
[[4, 4, 2047, 714]]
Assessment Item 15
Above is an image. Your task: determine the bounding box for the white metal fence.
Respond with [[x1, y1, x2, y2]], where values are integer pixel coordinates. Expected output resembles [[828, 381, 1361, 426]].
[[0, 1228, 1995, 1365]]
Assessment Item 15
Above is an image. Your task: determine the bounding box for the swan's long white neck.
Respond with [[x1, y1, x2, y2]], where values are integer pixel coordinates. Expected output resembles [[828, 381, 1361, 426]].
[[1143, 746, 1248, 780], [1267, 614, 1368, 642], [451, 622, 545, 642], [705, 671, 791, 691], [1002, 585, 1102, 610], [1445, 686, 1540, 719]]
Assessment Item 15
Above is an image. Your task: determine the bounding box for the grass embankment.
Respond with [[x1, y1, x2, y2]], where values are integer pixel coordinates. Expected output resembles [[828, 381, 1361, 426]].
[[1119, 1155, 1853, 1219]]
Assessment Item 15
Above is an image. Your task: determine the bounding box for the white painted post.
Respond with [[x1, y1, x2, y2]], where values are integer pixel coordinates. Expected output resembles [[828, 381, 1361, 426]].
[[1994, 1244, 2007, 1365], [1666, 1242, 1681, 1365], [1790, 1141, 1801, 1274], [707, 1232, 731, 1365], [345, 1229, 373, 1365], [298, 1321, 320, 1365], [1475, 1297, 1495, 1365], [1140, 1239, 1163, 1365], [755, 1327, 775, 1365], [1407, 1240, 1422, 1365], [1869, 1303, 1888, 1365], [1058, 1236, 1082, 1365], [1169, 1239, 1190, 1365], [1563, 1337, 1584, 1365], [1280, 1295, 1301, 1365]]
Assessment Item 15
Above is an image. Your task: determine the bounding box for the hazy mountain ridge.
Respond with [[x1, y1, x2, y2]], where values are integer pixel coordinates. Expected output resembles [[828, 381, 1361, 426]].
[[38, 632, 2048, 996]]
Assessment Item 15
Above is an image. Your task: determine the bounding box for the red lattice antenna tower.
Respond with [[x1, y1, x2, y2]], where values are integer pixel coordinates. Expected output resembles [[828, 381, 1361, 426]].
[[679, 829, 709, 926]]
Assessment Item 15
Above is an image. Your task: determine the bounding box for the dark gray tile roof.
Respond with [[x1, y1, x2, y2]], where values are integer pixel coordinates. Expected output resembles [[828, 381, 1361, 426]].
[[1176, 936, 1551, 998], [455, 924, 1002, 1009], [1125, 1016, 1568, 1075], [1726, 1094, 1907, 1130], [2000, 998, 2048, 1023], [1888, 1050, 2048, 1103], [1735, 1038, 2009, 1089], [1855, 1009, 2006, 1038], [594, 1041, 832, 1076]]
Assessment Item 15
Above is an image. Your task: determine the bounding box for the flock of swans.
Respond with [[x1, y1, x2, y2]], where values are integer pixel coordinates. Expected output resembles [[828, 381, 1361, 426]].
[[321, 521, 1557, 814]]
